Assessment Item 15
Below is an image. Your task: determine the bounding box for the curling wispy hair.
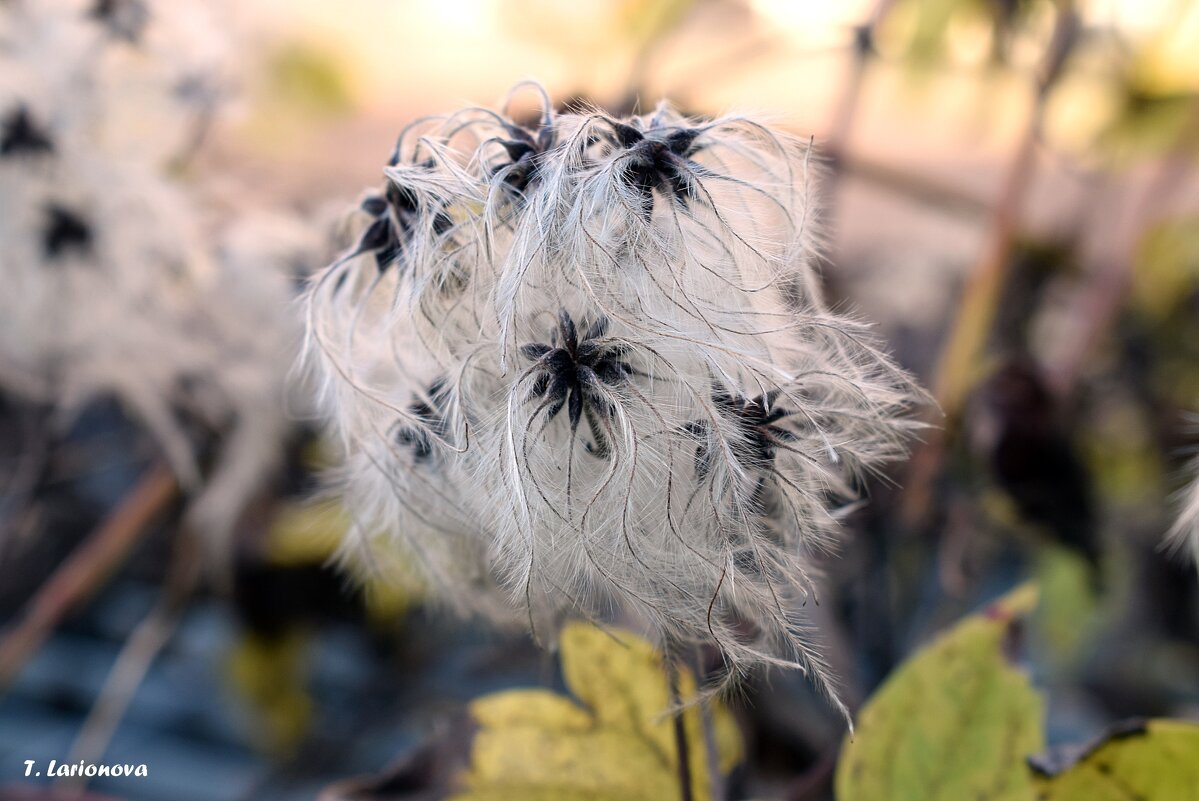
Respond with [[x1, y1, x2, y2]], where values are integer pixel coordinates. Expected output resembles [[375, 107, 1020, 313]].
[[306, 83, 923, 719], [0, 0, 320, 554]]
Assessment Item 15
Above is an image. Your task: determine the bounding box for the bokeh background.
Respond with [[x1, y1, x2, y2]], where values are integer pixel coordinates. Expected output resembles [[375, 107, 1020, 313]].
[[2, 0, 1198, 799]]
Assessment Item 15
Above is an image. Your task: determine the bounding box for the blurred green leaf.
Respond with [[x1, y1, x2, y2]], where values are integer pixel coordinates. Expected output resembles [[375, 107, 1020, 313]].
[[1030, 719, 1199, 800], [1098, 84, 1196, 159], [880, 0, 1051, 67], [618, 0, 696, 46], [1081, 402, 1165, 507], [1131, 217, 1199, 408], [265, 42, 354, 118], [1133, 218, 1199, 319], [1033, 545, 1099, 672], [836, 585, 1044, 801]]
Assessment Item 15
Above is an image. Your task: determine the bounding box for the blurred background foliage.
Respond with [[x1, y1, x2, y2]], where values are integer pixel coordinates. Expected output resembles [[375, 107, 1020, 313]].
[[1, 0, 1198, 799]]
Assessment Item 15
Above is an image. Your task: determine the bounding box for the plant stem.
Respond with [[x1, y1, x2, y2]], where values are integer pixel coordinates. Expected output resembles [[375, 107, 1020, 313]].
[[59, 529, 201, 791], [902, 2, 1080, 526], [0, 461, 177, 689], [690, 647, 724, 801], [666, 658, 695, 801]]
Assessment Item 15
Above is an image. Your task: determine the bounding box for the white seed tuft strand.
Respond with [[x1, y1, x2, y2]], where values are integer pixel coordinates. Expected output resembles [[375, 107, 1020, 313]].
[[1168, 455, 1199, 572]]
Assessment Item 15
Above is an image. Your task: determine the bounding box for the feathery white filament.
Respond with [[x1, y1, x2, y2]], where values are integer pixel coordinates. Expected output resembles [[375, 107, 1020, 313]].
[[1169, 458, 1199, 572]]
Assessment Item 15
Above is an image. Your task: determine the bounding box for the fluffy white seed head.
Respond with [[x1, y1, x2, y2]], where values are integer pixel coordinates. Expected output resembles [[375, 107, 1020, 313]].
[[0, 0, 320, 553], [305, 84, 923, 715]]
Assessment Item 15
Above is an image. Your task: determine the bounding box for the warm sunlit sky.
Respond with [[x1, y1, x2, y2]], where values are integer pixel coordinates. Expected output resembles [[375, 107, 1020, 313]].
[[241, 0, 1195, 106], [213, 0, 1196, 226]]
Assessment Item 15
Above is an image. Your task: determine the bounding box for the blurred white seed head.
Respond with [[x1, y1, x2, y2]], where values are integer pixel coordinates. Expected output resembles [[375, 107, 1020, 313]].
[[305, 84, 923, 716], [0, 0, 323, 553], [0, 0, 234, 166]]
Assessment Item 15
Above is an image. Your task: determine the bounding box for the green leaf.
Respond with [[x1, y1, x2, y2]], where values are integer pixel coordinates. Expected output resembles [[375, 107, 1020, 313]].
[[450, 623, 742, 801], [1029, 719, 1199, 801], [1033, 546, 1100, 672], [836, 584, 1045, 801]]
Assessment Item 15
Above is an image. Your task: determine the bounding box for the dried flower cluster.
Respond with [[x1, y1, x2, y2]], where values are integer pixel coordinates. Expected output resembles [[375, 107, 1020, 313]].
[[0, 0, 319, 548], [306, 84, 921, 711]]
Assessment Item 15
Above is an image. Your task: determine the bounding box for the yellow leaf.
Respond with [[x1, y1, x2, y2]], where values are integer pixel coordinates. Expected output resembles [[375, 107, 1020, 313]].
[[470, 689, 594, 732], [836, 584, 1045, 801], [266, 498, 417, 622], [559, 623, 742, 777], [1030, 719, 1199, 801], [451, 623, 743, 801], [267, 499, 349, 567], [227, 631, 313, 756]]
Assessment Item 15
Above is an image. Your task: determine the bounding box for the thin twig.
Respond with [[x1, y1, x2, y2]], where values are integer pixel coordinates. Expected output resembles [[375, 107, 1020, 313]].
[[0, 404, 52, 549], [1049, 97, 1199, 396], [930, 1, 1080, 413], [59, 529, 202, 791], [829, 149, 990, 218], [689, 647, 724, 801], [827, 0, 897, 162], [931, 116, 1041, 416], [901, 2, 1080, 526], [0, 462, 177, 689]]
